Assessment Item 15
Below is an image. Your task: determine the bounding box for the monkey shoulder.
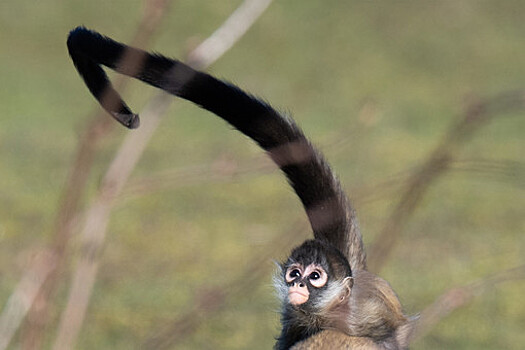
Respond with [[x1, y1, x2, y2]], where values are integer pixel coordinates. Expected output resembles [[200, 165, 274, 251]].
[[289, 330, 383, 350]]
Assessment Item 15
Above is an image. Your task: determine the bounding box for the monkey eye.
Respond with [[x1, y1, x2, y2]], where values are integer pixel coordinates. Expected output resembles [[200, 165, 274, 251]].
[[309, 271, 320, 280], [308, 269, 327, 288], [290, 269, 301, 278], [285, 267, 302, 283]]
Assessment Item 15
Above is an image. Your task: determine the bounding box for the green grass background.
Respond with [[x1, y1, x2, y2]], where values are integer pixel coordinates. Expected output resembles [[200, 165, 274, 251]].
[[1, 1, 524, 349]]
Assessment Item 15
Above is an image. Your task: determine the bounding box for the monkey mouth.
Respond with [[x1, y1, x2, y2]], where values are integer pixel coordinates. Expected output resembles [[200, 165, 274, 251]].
[[288, 290, 309, 305]]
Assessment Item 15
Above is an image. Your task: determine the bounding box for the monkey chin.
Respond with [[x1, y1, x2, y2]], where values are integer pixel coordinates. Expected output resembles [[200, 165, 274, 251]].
[[288, 290, 309, 305]]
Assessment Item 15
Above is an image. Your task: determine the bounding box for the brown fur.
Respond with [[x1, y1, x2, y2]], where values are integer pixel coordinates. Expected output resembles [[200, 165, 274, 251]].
[[276, 265, 413, 349], [66, 28, 417, 350], [291, 330, 382, 350], [346, 270, 408, 340]]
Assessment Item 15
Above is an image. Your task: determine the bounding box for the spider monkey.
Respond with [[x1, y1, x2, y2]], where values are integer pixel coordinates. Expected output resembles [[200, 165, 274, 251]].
[[67, 26, 416, 349]]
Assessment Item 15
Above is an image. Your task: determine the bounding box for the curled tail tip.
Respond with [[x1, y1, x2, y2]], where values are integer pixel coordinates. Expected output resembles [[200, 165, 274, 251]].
[[67, 26, 88, 53], [112, 112, 140, 129], [67, 26, 89, 42], [67, 26, 102, 52], [69, 25, 87, 33]]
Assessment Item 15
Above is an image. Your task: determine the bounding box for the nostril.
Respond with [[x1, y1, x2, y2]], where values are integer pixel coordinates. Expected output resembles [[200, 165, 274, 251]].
[[299, 282, 305, 288]]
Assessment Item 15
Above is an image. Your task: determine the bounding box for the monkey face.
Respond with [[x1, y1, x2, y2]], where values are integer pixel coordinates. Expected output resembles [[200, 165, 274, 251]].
[[285, 263, 328, 305], [278, 240, 352, 309]]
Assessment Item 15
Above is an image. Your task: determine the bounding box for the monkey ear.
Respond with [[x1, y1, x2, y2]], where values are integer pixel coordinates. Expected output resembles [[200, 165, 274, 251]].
[[343, 276, 354, 289], [339, 277, 353, 302]]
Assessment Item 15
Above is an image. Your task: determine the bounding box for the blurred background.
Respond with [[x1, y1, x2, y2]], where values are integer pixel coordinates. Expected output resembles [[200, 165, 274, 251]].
[[1, 1, 524, 349]]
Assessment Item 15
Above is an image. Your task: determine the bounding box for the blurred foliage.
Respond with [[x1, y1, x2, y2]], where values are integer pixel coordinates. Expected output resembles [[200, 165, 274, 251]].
[[0, 0, 524, 349]]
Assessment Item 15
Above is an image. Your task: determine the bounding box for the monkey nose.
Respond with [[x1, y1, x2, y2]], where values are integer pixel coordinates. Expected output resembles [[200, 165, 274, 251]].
[[289, 282, 309, 305]]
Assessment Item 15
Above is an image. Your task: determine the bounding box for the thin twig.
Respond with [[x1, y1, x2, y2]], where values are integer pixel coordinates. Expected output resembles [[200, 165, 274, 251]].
[[410, 264, 525, 343], [122, 153, 275, 200], [0, 252, 56, 350], [368, 90, 525, 272], [0, 2, 170, 350], [450, 158, 525, 188], [51, 1, 273, 350], [142, 219, 306, 349], [118, 117, 363, 201]]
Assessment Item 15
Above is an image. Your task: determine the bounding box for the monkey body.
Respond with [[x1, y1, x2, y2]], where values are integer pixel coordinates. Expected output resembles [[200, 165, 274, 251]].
[[275, 256, 410, 350], [291, 330, 383, 350], [67, 27, 414, 349]]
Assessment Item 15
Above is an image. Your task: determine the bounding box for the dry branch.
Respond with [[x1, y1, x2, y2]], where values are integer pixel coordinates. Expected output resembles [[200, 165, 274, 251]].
[[411, 264, 525, 342], [50, 1, 273, 350], [0, 252, 56, 350], [142, 219, 307, 349], [0, 2, 170, 350], [450, 158, 525, 188], [118, 115, 363, 201], [368, 90, 525, 272], [122, 153, 275, 199]]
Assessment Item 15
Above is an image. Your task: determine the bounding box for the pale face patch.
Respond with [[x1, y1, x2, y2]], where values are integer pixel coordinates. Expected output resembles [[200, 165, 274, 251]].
[[284, 263, 328, 305], [285, 264, 328, 287], [288, 284, 309, 305]]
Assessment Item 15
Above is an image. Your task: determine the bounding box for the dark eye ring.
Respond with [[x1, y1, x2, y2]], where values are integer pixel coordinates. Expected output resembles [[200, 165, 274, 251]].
[[310, 272, 320, 280]]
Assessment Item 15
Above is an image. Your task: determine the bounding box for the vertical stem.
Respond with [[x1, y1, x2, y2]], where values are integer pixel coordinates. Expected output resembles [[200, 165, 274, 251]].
[[52, 1, 273, 349]]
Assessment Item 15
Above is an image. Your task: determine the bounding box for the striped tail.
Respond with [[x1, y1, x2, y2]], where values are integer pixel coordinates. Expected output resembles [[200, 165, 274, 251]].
[[66, 26, 367, 271]]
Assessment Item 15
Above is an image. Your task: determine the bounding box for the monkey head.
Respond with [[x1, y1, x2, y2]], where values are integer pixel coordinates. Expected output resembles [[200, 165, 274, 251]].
[[276, 239, 353, 312]]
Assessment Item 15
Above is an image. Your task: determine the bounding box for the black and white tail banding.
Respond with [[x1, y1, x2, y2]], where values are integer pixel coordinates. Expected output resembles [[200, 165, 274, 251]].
[[67, 26, 366, 271]]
